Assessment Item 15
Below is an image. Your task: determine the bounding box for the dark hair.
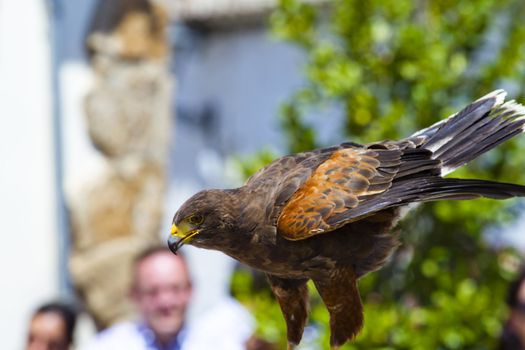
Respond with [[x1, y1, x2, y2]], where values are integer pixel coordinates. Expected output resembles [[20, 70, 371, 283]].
[[33, 302, 77, 345]]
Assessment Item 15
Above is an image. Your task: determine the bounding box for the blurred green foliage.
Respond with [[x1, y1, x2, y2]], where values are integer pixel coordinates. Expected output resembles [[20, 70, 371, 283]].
[[232, 0, 525, 348]]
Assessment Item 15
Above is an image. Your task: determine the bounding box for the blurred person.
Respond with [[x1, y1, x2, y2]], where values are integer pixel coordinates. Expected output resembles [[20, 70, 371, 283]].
[[84, 246, 254, 350], [26, 302, 77, 350], [84, 246, 192, 350], [500, 268, 525, 350]]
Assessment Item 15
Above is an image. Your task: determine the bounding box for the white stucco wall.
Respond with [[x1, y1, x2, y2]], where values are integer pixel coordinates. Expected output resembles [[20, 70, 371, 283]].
[[0, 1, 59, 349]]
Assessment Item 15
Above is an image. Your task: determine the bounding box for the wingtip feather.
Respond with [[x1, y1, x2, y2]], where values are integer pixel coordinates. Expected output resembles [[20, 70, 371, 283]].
[[477, 89, 507, 106], [500, 99, 525, 120]]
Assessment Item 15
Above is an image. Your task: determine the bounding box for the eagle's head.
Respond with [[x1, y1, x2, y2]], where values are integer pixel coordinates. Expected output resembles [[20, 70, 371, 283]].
[[168, 189, 237, 254]]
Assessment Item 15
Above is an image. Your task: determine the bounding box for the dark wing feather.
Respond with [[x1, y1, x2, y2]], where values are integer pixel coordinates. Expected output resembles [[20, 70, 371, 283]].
[[276, 146, 410, 240], [245, 146, 343, 190], [243, 144, 363, 230], [277, 142, 525, 240], [275, 140, 525, 241], [327, 177, 525, 227], [274, 90, 525, 241]]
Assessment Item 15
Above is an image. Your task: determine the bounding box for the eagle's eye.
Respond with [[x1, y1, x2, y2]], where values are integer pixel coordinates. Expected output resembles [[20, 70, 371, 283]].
[[187, 214, 204, 225]]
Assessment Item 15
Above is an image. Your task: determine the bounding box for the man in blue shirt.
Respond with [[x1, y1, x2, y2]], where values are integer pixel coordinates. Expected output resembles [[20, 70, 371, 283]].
[[84, 246, 256, 350], [85, 246, 192, 350]]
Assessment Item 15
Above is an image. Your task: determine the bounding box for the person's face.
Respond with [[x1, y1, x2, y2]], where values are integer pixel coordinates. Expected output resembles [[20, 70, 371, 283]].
[[26, 312, 68, 350], [132, 252, 192, 342]]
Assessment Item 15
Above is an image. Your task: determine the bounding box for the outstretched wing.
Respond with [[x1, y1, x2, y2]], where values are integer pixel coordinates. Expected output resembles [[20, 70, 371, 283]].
[[276, 144, 439, 240], [276, 90, 525, 241], [276, 142, 525, 241]]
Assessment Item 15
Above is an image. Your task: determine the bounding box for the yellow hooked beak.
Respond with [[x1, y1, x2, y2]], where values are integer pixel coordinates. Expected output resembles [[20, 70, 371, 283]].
[[168, 223, 200, 254]]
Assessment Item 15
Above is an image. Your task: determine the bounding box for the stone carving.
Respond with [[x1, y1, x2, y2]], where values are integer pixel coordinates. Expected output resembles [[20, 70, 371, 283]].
[[84, 61, 171, 162], [69, 0, 172, 329]]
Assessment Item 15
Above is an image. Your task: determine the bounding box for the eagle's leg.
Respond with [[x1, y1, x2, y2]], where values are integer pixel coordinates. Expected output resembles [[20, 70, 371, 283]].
[[266, 274, 309, 349], [313, 266, 363, 349]]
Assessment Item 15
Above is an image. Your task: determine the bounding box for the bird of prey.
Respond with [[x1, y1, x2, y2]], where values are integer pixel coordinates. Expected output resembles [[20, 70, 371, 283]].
[[168, 90, 525, 349]]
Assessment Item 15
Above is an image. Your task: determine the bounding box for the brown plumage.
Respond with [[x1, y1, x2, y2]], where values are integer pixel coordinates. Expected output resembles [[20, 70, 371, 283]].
[[168, 90, 525, 349]]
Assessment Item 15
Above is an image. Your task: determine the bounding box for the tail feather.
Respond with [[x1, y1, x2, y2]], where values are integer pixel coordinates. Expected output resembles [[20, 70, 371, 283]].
[[420, 90, 504, 151], [328, 90, 525, 229], [443, 116, 524, 170], [409, 90, 525, 175], [406, 178, 525, 201], [326, 178, 525, 227]]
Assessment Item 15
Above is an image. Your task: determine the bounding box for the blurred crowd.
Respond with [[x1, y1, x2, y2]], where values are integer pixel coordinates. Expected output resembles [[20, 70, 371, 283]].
[[23, 257, 525, 350], [24, 246, 275, 350]]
